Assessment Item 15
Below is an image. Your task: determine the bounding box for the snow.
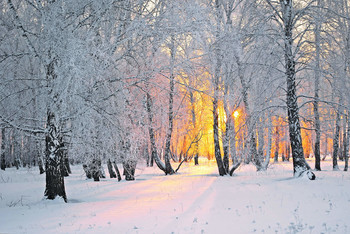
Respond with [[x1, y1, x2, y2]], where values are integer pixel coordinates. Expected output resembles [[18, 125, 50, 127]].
[[1, 159, 350, 234]]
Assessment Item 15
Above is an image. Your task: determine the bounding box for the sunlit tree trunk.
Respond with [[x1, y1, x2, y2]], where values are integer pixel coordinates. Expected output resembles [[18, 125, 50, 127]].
[[189, 90, 199, 165], [213, 73, 226, 175], [221, 2, 236, 174], [212, 0, 226, 176], [230, 117, 237, 164], [280, 0, 314, 179], [274, 125, 280, 163]]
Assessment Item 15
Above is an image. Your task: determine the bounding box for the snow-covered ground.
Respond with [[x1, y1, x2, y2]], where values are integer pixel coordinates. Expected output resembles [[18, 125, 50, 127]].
[[0, 158, 349, 234]]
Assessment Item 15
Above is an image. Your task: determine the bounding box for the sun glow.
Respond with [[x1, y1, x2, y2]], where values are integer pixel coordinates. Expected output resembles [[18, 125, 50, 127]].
[[233, 110, 240, 119]]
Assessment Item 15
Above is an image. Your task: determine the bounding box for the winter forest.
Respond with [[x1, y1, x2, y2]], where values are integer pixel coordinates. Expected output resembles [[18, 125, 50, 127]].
[[1, 0, 350, 233]]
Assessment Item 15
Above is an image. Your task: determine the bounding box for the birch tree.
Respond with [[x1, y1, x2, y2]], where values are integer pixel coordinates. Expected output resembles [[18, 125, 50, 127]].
[[265, 0, 315, 179]]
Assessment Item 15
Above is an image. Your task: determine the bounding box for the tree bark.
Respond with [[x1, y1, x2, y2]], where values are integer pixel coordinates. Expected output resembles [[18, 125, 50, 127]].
[[323, 136, 328, 161], [112, 161, 122, 181], [44, 56, 67, 201], [107, 159, 116, 178], [163, 36, 176, 175], [262, 113, 272, 170], [211, 0, 227, 176], [313, 1, 322, 170], [146, 91, 166, 172], [83, 164, 92, 179], [342, 112, 347, 161], [236, 56, 262, 170], [44, 112, 67, 202], [123, 160, 136, 181], [146, 144, 154, 167], [1, 128, 5, 171], [257, 119, 265, 165], [332, 106, 341, 171], [344, 112, 349, 171], [281, 0, 314, 179], [62, 145, 70, 177], [222, 86, 231, 173], [189, 89, 199, 166], [230, 110, 238, 164], [213, 87, 226, 175], [37, 144, 45, 174], [274, 126, 280, 163]]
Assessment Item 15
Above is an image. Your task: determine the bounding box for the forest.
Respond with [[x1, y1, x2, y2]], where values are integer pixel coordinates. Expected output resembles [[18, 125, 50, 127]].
[[1, 0, 350, 203]]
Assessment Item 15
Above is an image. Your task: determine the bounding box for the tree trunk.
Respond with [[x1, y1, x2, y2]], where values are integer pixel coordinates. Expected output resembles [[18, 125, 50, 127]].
[[211, 0, 226, 176], [344, 112, 349, 171], [163, 36, 176, 175], [212, 62, 226, 175], [1, 128, 6, 171], [112, 161, 122, 181], [83, 164, 92, 179], [189, 89, 199, 166], [107, 159, 116, 178], [146, 144, 153, 167], [222, 84, 231, 173], [342, 112, 347, 161], [257, 119, 265, 165], [281, 0, 314, 179], [274, 126, 280, 163], [230, 112, 238, 164], [213, 86, 226, 175], [146, 91, 166, 172], [229, 161, 241, 176], [313, 1, 322, 170], [88, 158, 104, 181], [123, 160, 136, 181], [323, 136, 328, 160], [44, 111, 67, 202], [62, 145, 70, 177], [236, 57, 262, 170], [37, 143, 45, 174], [262, 113, 272, 170], [332, 106, 341, 171], [13, 132, 21, 169]]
